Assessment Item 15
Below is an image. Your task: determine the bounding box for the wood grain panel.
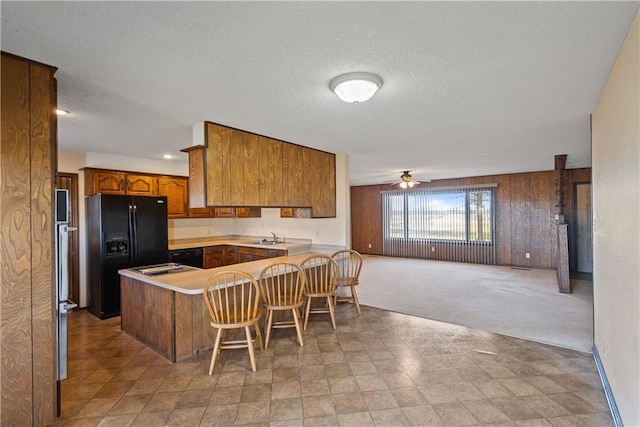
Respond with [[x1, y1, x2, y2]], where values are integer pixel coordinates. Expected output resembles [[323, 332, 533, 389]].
[[510, 173, 531, 267], [120, 276, 144, 340], [206, 122, 225, 206], [1, 53, 34, 427], [158, 176, 189, 218], [1, 54, 57, 426], [174, 293, 193, 361], [242, 132, 260, 205], [350, 185, 385, 254], [317, 151, 336, 217], [126, 174, 158, 196], [494, 175, 511, 265], [529, 172, 542, 267], [557, 224, 571, 292], [229, 129, 244, 205], [121, 276, 174, 360], [91, 170, 126, 194], [281, 143, 294, 206], [257, 136, 270, 206], [351, 167, 590, 270], [299, 147, 311, 207], [268, 138, 283, 206], [183, 145, 206, 208], [29, 62, 56, 426]]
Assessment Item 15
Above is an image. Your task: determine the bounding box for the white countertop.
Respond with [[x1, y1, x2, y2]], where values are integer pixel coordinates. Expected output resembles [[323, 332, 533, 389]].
[[119, 253, 315, 295], [169, 236, 311, 255]]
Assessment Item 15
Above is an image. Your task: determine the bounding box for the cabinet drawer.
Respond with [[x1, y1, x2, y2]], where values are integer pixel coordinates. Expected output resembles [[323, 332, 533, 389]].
[[224, 246, 238, 265], [237, 247, 269, 257], [269, 249, 286, 258]]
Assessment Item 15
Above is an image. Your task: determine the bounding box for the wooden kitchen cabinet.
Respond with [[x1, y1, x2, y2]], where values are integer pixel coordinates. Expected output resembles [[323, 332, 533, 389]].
[[237, 207, 261, 218], [186, 122, 336, 217], [126, 174, 158, 196], [158, 176, 189, 218], [85, 168, 193, 218], [215, 207, 236, 218], [224, 246, 238, 265], [280, 208, 311, 218], [85, 168, 156, 196], [204, 246, 224, 269], [269, 249, 286, 258], [237, 247, 270, 263], [310, 149, 336, 217], [85, 170, 126, 195], [188, 207, 216, 218]]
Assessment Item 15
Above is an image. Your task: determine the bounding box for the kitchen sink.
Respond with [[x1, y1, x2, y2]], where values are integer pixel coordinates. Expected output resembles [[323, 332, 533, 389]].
[[256, 239, 279, 245]]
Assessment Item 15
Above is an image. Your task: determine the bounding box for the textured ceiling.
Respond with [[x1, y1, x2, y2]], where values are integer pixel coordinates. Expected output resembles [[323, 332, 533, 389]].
[[2, 2, 638, 185]]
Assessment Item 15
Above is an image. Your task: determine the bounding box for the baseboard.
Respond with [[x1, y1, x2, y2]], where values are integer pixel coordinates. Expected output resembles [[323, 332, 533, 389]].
[[593, 344, 623, 427]]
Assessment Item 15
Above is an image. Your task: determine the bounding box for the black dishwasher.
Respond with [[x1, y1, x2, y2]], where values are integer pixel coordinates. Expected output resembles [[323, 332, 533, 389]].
[[169, 248, 204, 268]]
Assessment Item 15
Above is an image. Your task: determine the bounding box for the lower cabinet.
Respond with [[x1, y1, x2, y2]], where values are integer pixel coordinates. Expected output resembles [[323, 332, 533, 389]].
[[203, 245, 285, 268], [225, 246, 238, 265], [238, 247, 270, 263], [204, 246, 224, 269]]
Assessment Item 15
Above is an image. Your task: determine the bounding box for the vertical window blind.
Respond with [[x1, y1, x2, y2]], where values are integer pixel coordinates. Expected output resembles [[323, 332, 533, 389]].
[[382, 184, 497, 264]]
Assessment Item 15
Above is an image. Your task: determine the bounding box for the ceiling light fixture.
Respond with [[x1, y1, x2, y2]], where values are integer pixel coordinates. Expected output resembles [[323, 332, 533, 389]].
[[399, 171, 417, 189], [162, 154, 173, 160], [330, 72, 382, 104], [56, 109, 70, 115]]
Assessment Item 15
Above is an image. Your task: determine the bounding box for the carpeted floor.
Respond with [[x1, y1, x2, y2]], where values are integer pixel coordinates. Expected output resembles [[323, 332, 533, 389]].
[[356, 256, 593, 353]]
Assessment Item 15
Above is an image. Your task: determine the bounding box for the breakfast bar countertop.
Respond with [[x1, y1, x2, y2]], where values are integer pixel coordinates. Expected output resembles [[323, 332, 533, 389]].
[[168, 235, 311, 254], [118, 252, 314, 295]]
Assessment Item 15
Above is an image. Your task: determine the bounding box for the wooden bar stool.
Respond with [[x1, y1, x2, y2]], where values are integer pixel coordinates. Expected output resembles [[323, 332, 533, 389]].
[[258, 262, 306, 348], [300, 254, 339, 330], [203, 271, 264, 373], [331, 249, 364, 315]]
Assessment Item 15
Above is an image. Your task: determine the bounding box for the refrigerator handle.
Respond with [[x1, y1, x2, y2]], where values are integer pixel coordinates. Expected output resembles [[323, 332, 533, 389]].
[[129, 204, 136, 263], [131, 203, 138, 264]]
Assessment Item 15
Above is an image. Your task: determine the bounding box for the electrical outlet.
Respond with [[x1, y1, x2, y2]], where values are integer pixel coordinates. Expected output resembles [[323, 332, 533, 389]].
[[368, 243, 372, 249], [525, 253, 530, 259], [431, 247, 435, 252]]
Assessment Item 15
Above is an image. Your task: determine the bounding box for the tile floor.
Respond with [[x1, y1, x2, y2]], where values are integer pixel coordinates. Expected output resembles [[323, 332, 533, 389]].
[[56, 304, 613, 426]]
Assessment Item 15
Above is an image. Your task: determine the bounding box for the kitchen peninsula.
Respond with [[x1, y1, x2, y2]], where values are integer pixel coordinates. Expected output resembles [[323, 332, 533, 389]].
[[119, 252, 314, 362]]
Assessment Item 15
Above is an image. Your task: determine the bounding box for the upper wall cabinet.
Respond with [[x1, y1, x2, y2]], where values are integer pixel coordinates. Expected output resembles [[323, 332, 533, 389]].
[[84, 168, 158, 197], [84, 168, 188, 218], [183, 122, 336, 218]]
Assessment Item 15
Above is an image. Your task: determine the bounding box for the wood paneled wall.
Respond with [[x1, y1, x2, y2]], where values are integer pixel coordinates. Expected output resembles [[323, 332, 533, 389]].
[[351, 167, 591, 269], [1, 52, 57, 426]]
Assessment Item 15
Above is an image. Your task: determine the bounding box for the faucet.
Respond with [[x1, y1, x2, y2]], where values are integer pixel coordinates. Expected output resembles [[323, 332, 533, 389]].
[[271, 232, 277, 241]]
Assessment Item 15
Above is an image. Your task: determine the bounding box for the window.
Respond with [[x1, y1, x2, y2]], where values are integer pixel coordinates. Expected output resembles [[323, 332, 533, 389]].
[[382, 185, 496, 264]]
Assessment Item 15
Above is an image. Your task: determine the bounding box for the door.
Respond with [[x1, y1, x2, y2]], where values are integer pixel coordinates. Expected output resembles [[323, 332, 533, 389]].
[[56, 173, 79, 308], [131, 196, 169, 266], [576, 183, 593, 273]]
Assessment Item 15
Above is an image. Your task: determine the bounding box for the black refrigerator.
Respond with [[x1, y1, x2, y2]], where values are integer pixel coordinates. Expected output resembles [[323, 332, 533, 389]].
[[87, 194, 169, 319]]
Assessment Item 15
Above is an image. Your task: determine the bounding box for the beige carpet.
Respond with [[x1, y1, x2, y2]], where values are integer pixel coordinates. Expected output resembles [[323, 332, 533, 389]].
[[356, 255, 593, 353]]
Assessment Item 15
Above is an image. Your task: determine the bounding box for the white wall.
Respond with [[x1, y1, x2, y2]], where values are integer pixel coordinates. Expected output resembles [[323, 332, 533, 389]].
[[591, 10, 640, 426], [58, 150, 351, 306], [85, 151, 189, 176]]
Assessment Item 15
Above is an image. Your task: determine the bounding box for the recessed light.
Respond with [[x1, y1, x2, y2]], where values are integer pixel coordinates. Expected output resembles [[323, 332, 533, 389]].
[[56, 109, 70, 116], [162, 154, 173, 160]]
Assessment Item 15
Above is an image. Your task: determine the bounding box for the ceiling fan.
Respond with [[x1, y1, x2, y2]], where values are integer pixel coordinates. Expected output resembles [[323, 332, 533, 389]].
[[387, 170, 429, 188]]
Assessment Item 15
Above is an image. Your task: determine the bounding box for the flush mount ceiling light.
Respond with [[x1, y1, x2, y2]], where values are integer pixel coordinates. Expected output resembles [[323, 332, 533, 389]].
[[56, 109, 70, 115], [162, 154, 173, 159], [330, 72, 382, 104]]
